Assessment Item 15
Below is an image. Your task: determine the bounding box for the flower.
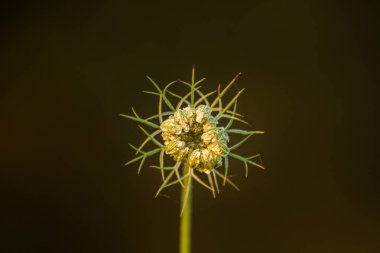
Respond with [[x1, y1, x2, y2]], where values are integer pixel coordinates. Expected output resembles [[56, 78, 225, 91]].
[[121, 68, 265, 206], [161, 105, 229, 174]]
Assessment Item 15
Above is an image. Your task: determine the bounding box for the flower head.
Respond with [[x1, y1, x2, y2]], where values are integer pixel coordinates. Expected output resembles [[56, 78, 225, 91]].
[[121, 67, 265, 213], [161, 105, 229, 174]]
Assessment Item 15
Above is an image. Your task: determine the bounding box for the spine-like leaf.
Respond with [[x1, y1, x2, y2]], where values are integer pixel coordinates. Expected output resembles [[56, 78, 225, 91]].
[[214, 169, 240, 191], [167, 91, 191, 106], [211, 72, 241, 108], [194, 77, 206, 87], [155, 169, 176, 198], [194, 90, 216, 107], [225, 101, 238, 130], [246, 159, 265, 170], [159, 149, 165, 180], [119, 114, 160, 129], [227, 129, 265, 135], [229, 133, 253, 150], [138, 156, 147, 174], [125, 154, 144, 166], [207, 173, 216, 198], [138, 126, 163, 148], [223, 156, 229, 186], [220, 114, 248, 125], [142, 90, 160, 96], [136, 129, 162, 154], [174, 162, 185, 188], [212, 170, 220, 194], [192, 173, 214, 192], [146, 76, 175, 111], [216, 88, 245, 119]]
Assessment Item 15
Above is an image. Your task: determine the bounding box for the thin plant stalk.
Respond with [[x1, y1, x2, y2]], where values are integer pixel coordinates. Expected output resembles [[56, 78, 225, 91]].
[[180, 67, 196, 253], [180, 165, 192, 253]]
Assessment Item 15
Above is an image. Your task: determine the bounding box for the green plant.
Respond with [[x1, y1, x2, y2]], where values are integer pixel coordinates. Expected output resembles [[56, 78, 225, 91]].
[[121, 67, 264, 253]]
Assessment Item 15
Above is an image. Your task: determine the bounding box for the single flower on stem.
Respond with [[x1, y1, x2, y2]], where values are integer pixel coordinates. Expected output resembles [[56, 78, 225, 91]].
[[120, 67, 265, 253]]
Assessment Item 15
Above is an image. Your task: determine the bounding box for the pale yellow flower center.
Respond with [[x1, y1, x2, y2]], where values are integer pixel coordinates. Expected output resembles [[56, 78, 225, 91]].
[[160, 105, 229, 173]]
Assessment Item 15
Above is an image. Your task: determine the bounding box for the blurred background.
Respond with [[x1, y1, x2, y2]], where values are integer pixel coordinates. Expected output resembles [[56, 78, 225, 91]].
[[1, 1, 379, 252]]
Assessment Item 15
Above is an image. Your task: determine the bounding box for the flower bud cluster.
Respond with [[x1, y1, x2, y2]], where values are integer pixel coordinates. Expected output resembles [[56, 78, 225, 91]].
[[161, 105, 229, 174]]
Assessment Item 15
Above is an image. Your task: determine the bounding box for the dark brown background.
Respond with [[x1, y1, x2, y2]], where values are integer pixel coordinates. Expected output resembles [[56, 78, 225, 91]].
[[1, 1, 379, 252]]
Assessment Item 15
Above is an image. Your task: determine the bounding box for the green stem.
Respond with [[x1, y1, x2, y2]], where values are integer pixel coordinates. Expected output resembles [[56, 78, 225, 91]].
[[190, 66, 195, 107], [180, 165, 192, 253]]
